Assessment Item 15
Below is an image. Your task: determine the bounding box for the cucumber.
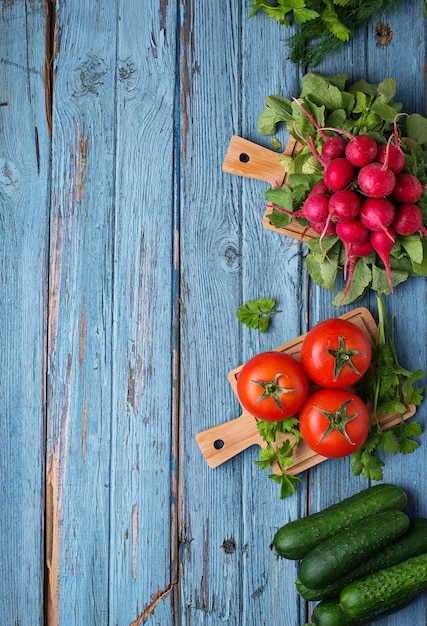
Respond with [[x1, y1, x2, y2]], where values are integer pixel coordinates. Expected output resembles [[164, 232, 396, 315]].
[[311, 599, 352, 626], [298, 509, 410, 589], [273, 483, 407, 559], [311, 595, 417, 626], [340, 552, 427, 619], [296, 517, 427, 600]]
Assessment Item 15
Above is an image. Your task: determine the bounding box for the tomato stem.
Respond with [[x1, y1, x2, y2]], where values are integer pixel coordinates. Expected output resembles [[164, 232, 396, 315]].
[[253, 373, 296, 412], [315, 399, 361, 445], [327, 336, 366, 382]]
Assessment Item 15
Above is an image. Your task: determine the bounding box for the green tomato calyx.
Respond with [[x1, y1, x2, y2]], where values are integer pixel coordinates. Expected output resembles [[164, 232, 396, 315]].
[[315, 399, 361, 445], [253, 373, 296, 412], [327, 335, 365, 381]]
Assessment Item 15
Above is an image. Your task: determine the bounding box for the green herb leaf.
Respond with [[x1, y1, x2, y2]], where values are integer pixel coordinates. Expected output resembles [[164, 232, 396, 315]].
[[332, 257, 372, 306], [351, 448, 385, 481], [376, 77, 397, 103], [268, 208, 293, 229], [249, 1, 403, 67], [398, 234, 424, 266], [352, 296, 424, 480], [235, 298, 282, 333], [270, 471, 302, 499], [301, 73, 347, 110], [258, 95, 294, 135], [255, 417, 302, 499], [293, 7, 320, 24], [321, 4, 351, 41], [406, 113, 427, 146]]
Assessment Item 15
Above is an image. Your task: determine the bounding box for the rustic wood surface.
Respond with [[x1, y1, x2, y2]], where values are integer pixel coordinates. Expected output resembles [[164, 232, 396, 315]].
[[0, 1, 426, 625]]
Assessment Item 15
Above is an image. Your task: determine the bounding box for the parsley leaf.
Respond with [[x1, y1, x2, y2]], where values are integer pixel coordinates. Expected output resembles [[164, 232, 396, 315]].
[[351, 296, 424, 480], [235, 298, 281, 333], [255, 417, 302, 499]]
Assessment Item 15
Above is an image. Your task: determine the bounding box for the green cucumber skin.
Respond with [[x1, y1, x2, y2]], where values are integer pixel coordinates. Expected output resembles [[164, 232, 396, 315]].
[[311, 595, 417, 626], [298, 509, 410, 589], [311, 599, 352, 626], [296, 517, 427, 601], [340, 552, 427, 619], [273, 484, 407, 559]]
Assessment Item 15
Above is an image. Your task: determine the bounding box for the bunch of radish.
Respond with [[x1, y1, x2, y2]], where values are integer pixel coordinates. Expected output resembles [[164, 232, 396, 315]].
[[274, 104, 427, 303]]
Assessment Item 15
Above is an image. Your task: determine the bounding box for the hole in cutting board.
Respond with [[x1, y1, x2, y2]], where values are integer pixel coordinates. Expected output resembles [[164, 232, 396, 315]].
[[214, 439, 225, 449], [239, 152, 250, 163]]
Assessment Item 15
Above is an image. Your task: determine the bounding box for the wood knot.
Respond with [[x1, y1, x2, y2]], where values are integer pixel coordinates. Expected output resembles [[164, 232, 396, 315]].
[[117, 57, 138, 91], [221, 537, 236, 554], [375, 22, 393, 47], [74, 54, 108, 97]]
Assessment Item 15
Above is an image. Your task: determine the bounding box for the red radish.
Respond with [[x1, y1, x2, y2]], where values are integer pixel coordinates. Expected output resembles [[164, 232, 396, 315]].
[[300, 194, 330, 222], [358, 162, 396, 198], [338, 238, 374, 306], [319, 189, 360, 244], [348, 238, 373, 258], [370, 227, 397, 292], [336, 219, 369, 277], [328, 190, 361, 222], [293, 124, 353, 192], [271, 193, 330, 223], [318, 127, 377, 167], [323, 158, 355, 191], [393, 203, 427, 235], [391, 173, 423, 203], [336, 219, 369, 245], [321, 135, 347, 162], [307, 180, 329, 197], [292, 99, 347, 162], [310, 220, 337, 237], [376, 142, 405, 174], [345, 135, 378, 167], [359, 198, 395, 235]]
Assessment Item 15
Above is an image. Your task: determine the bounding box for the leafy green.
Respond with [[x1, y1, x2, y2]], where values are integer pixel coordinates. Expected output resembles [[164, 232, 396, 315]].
[[249, 0, 402, 68], [351, 297, 424, 480], [406, 114, 427, 146], [235, 298, 282, 333], [268, 208, 292, 229], [255, 417, 302, 498], [249, 0, 320, 26]]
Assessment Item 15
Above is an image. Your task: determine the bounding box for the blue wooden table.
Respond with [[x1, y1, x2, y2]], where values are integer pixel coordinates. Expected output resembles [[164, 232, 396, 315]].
[[1, 1, 426, 624]]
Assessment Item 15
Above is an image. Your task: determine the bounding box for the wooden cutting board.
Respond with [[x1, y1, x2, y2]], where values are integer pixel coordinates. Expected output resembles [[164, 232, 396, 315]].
[[195, 307, 416, 474], [222, 134, 320, 241]]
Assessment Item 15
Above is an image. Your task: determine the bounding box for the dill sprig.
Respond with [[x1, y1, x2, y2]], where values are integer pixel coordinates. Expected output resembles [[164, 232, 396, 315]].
[[249, 0, 402, 68]]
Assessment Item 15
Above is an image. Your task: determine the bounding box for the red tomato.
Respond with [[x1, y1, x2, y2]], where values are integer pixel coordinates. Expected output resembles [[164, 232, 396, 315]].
[[299, 388, 369, 458], [236, 351, 309, 422], [300, 318, 372, 388]]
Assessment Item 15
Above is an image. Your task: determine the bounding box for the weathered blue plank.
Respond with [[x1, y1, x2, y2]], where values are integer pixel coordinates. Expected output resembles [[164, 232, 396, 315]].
[[45, 0, 179, 624], [45, 2, 118, 623], [178, 1, 308, 624], [178, 2, 250, 621], [108, 1, 179, 624], [0, 2, 49, 624]]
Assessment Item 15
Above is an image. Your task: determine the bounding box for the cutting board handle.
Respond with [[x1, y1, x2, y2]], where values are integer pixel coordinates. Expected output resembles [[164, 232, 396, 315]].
[[222, 135, 288, 186], [195, 412, 260, 469]]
